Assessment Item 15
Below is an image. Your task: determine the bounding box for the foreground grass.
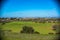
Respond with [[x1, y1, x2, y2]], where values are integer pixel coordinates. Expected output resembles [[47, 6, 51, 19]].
[[3, 33, 57, 40]]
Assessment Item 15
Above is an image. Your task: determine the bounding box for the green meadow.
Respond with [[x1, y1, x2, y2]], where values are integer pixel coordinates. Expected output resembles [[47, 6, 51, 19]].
[[3, 33, 57, 40], [0, 21, 58, 40], [1, 21, 56, 34]]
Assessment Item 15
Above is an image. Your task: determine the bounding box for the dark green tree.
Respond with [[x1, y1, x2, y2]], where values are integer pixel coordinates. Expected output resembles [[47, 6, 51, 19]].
[[20, 26, 40, 34]]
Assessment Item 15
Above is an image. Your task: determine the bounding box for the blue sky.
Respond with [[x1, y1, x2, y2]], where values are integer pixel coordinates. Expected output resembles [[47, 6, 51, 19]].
[[1, 0, 59, 18]]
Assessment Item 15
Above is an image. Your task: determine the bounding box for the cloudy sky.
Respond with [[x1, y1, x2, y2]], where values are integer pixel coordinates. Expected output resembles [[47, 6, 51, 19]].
[[1, 0, 59, 18]]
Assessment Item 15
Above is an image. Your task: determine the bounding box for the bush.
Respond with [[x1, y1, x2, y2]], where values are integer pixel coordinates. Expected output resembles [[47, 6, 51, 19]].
[[39, 20, 45, 23], [2, 23, 5, 25], [20, 26, 39, 34], [21, 26, 34, 33], [56, 32, 60, 34], [34, 31, 40, 34], [52, 25, 57, 31], [35, 21, 38, 23], [8, 30, 12, 32], [48, 33, 54, 34], [20, 30, 24, 33]]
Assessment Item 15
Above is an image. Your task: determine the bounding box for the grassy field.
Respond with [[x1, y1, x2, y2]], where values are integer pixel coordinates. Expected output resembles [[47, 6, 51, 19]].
[[3, 33, 57, 40], [1, 21, 56, 34], [0, 21, 58, 40]]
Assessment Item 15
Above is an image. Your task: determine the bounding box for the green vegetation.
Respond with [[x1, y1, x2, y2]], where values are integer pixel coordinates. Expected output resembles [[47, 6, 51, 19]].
[[3, 33, 56, 40], [1, 21, 56, 34], [0, 19, 57, 40]]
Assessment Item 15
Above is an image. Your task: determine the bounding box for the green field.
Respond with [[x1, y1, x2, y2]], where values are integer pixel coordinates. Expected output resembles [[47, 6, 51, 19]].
[[3, 33, 57, 40], [0, 21, 58, 40], [1, 21, 56, 34]]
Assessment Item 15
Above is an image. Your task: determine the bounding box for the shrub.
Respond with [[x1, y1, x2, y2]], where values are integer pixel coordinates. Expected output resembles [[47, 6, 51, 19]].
[[52, 25, 57, 31], [2, 23, 5, 25], [20, 30, 24, 33], [56, 32, 60, 34], [34, 31, 40, 34], [48, 33, 54, 34], [20, 26, 40, 34], [21, 26, 34, 33]]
